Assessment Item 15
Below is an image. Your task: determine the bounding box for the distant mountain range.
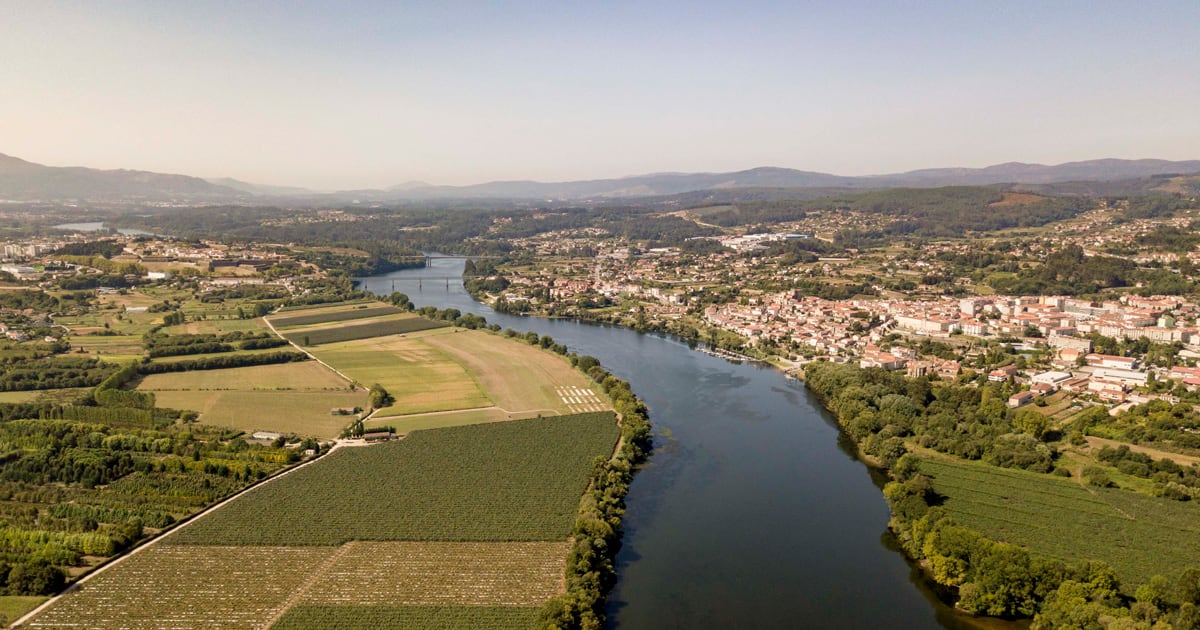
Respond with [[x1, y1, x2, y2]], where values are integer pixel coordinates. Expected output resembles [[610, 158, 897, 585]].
[[1, 152, 1198, 203]]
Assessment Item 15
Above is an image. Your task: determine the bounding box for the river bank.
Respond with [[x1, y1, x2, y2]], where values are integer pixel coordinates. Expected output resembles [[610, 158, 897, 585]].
[[357, 261, 1016, 629]]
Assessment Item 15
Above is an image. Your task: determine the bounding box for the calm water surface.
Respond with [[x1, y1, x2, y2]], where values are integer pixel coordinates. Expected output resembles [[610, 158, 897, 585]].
[[361, 258, 1001, 630]]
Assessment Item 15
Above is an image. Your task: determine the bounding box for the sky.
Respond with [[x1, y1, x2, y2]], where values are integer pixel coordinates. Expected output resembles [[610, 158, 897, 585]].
[[2, 1, 1199, 190]]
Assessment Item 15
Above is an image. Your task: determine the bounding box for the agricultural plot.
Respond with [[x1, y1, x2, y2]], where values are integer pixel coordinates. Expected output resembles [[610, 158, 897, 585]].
[[421, 330, 610, 415], [26, 545, 336, 629], [300, 541, 568, 606], [309, 335, 489, 416], [364, 407, 545, 433], [67, 335, 144, 361], [169, 412, 620, 545], [271, 605, 540, 630], [139, 362, 364, 438], [921, 457, 1200, 587], [282, 315, 448, 346], [268, 304, 404, 328], [138, 362, 349, 391]]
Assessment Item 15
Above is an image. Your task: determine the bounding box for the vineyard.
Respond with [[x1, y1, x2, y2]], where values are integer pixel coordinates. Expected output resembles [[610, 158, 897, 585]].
[[26, 545, 336, 629], [282, 315, 448, 346], [268, 304, 405, 328], [169, 412, 620, 545], [270, 605, 540, 630], [299, 541, 568, 606], [921, 457, 1200, 586]]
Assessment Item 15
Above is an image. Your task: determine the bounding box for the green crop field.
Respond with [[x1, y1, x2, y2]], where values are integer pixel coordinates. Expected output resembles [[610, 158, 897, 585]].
[[271, 605, 539, 630], [365, 407, 546, 433], [921, 457, 1200, 587], [26, 545, 336, 629], [309, 334, 489, 416], [268, 305, 404, 328], [283, 315, 448, 346], [170, 412, 620, 545]]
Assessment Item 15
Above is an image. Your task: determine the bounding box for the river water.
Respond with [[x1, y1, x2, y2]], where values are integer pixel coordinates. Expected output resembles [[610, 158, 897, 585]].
[[359, 258, 988, 629]]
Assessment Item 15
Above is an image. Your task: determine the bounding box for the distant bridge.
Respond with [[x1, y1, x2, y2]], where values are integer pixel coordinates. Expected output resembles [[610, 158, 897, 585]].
[[395, 254, 504, 267]]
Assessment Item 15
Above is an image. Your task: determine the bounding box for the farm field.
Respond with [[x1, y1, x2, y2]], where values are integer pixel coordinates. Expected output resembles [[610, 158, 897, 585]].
[[163, 318, 270, 334], [423, 331, 610, 416], [67, 335, 144, 361], [365, 407, 544, 433], [270, 605, 540, 630], [309, 334, 488, 416], [921, 457, 1200, 587], [139, 362, 365, 438], [299, 540, 568, 606], [281, 315, 448, 346], [151, 390, 365, 438], [169, 412, 620, 545], [268, 304, 404, 328], [138, 362, 349, 391], [25, 545, 336, 629]]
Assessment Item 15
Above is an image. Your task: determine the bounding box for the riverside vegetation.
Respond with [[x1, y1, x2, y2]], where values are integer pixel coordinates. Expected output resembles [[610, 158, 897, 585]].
[[805, 361, 1200, 628], [20, 288, 653, 629]]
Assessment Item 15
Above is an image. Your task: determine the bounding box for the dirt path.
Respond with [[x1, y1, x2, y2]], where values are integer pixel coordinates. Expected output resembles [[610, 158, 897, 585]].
[[1083, 435, 1200, 467], [261, 541, 358, 629], [262, 314, 362, 391]]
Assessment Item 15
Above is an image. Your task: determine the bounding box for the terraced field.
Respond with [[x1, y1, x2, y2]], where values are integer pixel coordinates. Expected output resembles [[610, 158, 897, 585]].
[[921, 457, 1200, 586]]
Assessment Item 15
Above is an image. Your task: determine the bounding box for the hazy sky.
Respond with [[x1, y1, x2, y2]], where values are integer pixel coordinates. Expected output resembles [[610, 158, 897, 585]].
[[2, 1, 1199, 189]]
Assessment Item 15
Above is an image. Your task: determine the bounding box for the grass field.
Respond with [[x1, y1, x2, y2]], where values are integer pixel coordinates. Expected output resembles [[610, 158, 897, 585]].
[[271, 605, 540, 630], [921, 457, 1200, 587], [163, 319, 270, 335], [423, 331, 609, 416], [0, 390, 43, 403], [139, 362, 350, 391], [309, 334, 489, 416], [151, 391, 365, 438], [25, 546, 336, 629], [139, 362, 365, 438], [169, 412, 620, 545], [300, 541, 568, 606], [0, 596, 47, 626]]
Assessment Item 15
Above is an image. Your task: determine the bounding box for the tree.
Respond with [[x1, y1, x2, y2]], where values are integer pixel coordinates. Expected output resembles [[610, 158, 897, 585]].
[[368, 383, 394, 409]]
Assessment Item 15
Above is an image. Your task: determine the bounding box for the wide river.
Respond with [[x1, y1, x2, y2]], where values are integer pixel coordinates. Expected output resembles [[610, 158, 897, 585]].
[[360, 258, 992, 629]]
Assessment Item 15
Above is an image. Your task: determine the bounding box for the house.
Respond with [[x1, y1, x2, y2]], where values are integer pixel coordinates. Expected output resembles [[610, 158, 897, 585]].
[[988, 365, 1020, 382], [362, 431, 395, 442], [1007, 391, 1036, 408]]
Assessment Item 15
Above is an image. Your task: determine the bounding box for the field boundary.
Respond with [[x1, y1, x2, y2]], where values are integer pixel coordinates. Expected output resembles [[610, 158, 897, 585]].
[[263, 314, 362, 391], [262, 542, 358, 629]]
